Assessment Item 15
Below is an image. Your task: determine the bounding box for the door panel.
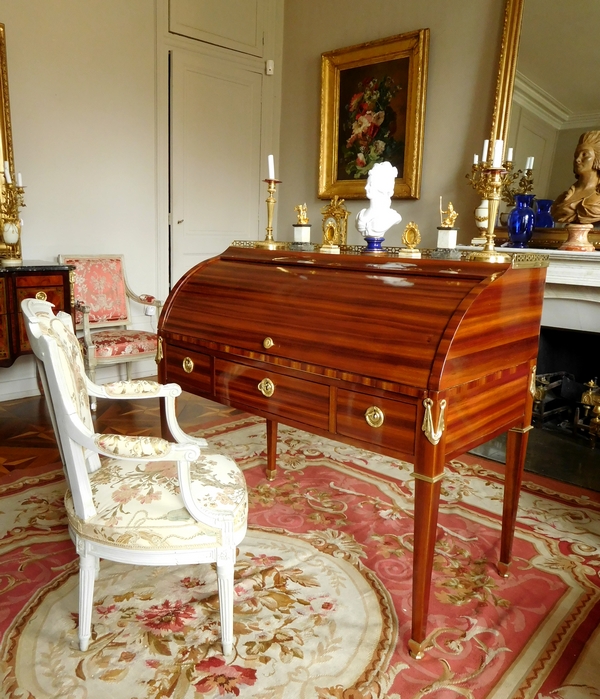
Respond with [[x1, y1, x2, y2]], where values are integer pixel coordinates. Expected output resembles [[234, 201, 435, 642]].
[[171, 50, 263, 285]]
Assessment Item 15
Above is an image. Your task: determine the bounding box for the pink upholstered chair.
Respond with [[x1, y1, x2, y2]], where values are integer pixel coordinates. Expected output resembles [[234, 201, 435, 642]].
[[57, 254, 162, 394], [21, 297, 248, 656]]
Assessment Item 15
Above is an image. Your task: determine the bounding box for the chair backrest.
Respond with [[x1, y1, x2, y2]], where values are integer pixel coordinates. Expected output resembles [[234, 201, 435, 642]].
[[21, 298, 97, 519], [58, 255, 131, 329]]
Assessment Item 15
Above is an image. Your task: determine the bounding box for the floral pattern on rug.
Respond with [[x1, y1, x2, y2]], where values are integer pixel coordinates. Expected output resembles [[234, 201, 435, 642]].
[[1, 417, 600, 698]]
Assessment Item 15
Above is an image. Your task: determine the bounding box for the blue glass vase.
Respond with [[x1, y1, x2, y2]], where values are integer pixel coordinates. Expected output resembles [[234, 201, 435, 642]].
[[534, 199, 554, 228], [506, 194, 535, 248]]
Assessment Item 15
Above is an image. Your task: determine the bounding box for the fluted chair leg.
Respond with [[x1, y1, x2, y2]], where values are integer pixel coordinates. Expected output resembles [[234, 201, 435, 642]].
[[217, 556, 235, 656], [79, 552, 97, 651]]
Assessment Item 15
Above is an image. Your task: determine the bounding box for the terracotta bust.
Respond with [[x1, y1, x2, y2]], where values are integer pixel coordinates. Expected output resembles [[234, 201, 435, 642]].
[[355, 161, 402, 238], [551, 131, 600, 225]]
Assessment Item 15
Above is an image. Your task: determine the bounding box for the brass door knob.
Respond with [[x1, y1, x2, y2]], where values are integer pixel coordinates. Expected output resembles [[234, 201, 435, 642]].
[[263, 337, 274, 349], [182, 356, 194, 373], [365, 405, 385, 428], [258, 377, 275, 397]]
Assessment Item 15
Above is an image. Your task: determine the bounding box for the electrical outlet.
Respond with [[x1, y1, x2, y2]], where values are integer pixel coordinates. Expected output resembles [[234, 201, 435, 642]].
[[144, 305, 156, 316]]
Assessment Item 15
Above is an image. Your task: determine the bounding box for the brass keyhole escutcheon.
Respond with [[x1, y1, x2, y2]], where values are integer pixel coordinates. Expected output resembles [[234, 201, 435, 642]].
[[263, 337, 274, 350], [35, 291, 48, 301], [258, 377, 275, 397], [365, 405, 384, 428], [182, 356, 194, 374]]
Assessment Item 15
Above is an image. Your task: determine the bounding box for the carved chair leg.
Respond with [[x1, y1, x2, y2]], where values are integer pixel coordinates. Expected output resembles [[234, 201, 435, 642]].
[[216, 554, 235, 656], [78, 551, 97, 651]]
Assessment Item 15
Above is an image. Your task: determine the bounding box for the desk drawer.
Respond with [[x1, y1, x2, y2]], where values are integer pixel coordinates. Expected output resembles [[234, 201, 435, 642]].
[[336, 388, 417, 457], [164, 343, 212, 396], [215, 358, 330, 430]]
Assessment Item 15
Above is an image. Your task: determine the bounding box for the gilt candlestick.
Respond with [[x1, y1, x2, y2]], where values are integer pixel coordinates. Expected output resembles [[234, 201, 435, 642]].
[[256, 179, 285, 249]]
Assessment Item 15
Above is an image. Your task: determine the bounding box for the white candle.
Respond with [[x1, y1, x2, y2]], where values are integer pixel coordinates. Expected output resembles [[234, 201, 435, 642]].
[[3, 161, 11, 184], [492, 139, 504, 168], [268, 154, 275, 180], [507, 148, 513, 162], [482, 140, 489, 163], [473, 154, 479, 165], [525, 156, 534, 170], [16, 172, 22, 187]]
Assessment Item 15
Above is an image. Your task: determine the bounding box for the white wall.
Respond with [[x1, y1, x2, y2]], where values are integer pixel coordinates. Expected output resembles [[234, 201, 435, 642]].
[[0, 0, 160, 399], [278, 0, 506, 248]]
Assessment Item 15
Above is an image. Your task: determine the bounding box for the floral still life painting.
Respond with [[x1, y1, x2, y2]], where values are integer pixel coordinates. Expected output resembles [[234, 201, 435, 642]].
[[338, 67, 407, 181], [319, 30, 429, 200]]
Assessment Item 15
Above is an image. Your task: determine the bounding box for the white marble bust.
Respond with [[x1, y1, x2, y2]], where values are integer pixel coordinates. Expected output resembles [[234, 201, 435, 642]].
[[355, 162, 402, 239]]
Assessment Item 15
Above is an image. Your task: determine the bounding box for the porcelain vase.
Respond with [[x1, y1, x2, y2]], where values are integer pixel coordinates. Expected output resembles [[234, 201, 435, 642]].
[[505, 194, 535, 248]]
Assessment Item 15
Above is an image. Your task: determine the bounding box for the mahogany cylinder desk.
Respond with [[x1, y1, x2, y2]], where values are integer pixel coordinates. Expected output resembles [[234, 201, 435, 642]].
[[157, 245, 548, 658]]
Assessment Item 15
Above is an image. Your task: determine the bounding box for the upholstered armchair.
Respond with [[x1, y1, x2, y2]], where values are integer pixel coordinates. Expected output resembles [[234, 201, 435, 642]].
[[21, 297, 248, 656], [57, 255, 162, 395]]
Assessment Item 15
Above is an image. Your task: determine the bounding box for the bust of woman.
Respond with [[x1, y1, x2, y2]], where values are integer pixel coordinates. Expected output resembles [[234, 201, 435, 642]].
[[355, 161, 402, 239], [551, 130, 600, 225]]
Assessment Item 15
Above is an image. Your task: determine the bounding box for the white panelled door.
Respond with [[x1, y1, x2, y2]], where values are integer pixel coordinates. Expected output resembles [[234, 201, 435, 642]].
[[170, 50, 263, 286]]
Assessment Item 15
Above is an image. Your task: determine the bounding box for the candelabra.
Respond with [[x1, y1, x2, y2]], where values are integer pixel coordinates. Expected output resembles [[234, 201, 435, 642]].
[[467, 165, 511, 263], [255, 178, 285, 249], [0, 170, 25, 267]]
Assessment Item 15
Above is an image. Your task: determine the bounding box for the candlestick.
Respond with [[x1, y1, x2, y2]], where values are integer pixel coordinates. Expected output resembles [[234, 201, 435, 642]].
[[268, 154, 275, 181], [255, 178, 285, 249], [469, 166, 511, 264]]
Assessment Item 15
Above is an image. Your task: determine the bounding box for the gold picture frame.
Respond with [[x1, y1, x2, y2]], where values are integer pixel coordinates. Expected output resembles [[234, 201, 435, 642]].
[[318, 29, 429, 200]]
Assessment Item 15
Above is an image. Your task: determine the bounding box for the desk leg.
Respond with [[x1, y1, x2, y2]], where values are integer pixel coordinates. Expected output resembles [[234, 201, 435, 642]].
[[409, 396, 447, 660], [499, 424, 531, 576], [266, 419, 278, 481]]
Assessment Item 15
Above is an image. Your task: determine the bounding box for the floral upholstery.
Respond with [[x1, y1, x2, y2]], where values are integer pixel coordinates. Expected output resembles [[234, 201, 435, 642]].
[[79, 329, 157, 358], [63, 256, 130, 325], [104, 380, 161, 396], [65, 455, 248, 550]]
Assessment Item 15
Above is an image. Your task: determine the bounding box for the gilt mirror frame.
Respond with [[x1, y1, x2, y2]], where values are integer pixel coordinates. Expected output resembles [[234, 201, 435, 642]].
[[0, 23, 17, 261], [488, 0, 525, 148]]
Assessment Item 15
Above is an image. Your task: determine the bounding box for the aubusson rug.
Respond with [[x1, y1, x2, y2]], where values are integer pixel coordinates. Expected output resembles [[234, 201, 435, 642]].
[[1, 414, 600, 699]]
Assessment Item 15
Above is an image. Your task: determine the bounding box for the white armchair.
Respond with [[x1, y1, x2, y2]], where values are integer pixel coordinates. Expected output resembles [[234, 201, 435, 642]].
[[21, 297, 248, 656]]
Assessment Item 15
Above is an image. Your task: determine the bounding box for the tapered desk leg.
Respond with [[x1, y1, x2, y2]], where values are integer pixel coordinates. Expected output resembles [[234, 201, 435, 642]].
[[408, 396, 447, 660], [266, 419, 278, 481], [499, 424, 531, 576]]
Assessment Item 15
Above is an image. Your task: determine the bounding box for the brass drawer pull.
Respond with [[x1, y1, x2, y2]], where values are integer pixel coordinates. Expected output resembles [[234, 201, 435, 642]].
[[263, 337, 274, 349], [35, 291, 48, 301], [182, 356, 194, 373], [258, 377, 275, 397], [365, 406, 385, 428]]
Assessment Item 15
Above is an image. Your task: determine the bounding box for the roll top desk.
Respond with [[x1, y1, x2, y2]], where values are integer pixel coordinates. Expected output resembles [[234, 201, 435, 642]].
[[158, 245, 548, 658]]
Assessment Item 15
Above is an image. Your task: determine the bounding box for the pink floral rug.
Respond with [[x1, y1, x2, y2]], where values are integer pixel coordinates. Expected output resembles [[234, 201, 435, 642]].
[[1, 414, 600, 698]]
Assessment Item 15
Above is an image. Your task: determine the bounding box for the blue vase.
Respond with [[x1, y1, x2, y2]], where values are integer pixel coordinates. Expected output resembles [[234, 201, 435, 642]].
[[535, 199, 554, 228], [506, 194, 535, 248]]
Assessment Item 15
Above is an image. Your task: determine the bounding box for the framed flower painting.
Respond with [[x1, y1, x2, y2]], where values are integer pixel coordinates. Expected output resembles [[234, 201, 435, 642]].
[[318, 30, 429, 200]]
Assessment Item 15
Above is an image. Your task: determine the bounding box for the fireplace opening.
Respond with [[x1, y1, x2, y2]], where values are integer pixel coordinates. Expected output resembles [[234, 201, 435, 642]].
[[470, 325, 600, 492]]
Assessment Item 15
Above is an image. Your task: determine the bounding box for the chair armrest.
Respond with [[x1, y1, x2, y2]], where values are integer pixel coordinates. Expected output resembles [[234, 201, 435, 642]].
[[74, 299, 94, 346], [84, 378, 208, 448], [94, 433, 201, 462], [125, 286, 163, 315]]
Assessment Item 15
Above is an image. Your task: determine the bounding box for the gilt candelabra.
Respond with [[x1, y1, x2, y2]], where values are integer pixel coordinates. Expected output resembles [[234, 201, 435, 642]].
[[0, 163, 25, 267], [466, 163, 511, 263]]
